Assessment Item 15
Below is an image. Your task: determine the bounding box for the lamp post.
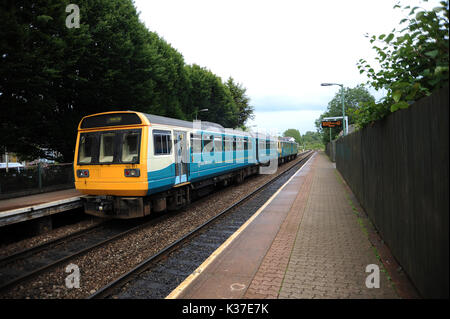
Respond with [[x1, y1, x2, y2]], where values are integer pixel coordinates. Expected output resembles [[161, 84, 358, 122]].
[[321, 83, 346, 136], [192, 108, 208, 120]]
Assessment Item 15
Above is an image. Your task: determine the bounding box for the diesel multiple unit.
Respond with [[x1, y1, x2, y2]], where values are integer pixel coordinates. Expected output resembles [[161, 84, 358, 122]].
[[74, 111, 298, 218]]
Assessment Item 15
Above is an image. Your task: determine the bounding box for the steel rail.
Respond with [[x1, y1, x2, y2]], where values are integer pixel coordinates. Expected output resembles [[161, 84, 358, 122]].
[[0, 217, 162, 293], [0, 221, 105, 265], [89, 151, 314, 299]]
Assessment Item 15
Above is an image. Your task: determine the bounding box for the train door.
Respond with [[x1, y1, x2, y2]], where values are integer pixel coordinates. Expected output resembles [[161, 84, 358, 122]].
[[255, 138, 259, 163], [174, 131, 188, 184]]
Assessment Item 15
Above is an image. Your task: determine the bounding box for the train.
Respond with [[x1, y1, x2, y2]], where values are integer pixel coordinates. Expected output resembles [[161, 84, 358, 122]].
[[74, 111, 298, 218]]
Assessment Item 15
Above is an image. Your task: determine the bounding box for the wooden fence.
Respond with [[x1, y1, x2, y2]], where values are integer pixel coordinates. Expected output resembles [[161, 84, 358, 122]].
[[335, 86, 449, 298], [325, 140, 336, 162]]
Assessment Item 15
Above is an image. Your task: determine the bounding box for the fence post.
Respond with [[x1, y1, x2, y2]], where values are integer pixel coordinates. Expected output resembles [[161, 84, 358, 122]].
[[38, 163, 42, 190]]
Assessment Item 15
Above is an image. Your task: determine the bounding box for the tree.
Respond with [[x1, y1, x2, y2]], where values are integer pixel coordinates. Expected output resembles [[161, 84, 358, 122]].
[[301, 131, 323, 150], [225, 77, 254, 129], [356, 0, 449, 126], [184, 65, 240, 128], [315, 85, 375, 144], [283, 129, 302, 145], [0, 0, 253, 161]]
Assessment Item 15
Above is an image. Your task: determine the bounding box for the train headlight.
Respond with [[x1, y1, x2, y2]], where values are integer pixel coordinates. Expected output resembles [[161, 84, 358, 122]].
[[77, 169, 89, 178], [124, 168, 140, 177]]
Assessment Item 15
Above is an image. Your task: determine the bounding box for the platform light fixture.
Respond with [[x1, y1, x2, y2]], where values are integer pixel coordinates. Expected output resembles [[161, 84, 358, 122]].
[[193, 108, 209, 120], [321, 83, 346, 136]]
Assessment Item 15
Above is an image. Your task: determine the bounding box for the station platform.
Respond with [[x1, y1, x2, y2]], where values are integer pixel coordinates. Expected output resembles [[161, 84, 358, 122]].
[[0, 189, 85, 227], [167, 151, 414, 299]]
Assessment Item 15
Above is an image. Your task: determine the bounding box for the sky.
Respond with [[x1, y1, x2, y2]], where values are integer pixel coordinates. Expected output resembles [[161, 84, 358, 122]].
[[133, 0, 438, 135]]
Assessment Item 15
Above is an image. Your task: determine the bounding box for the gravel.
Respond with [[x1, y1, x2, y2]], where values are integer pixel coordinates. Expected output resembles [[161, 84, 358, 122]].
[[0, 217, 103, 259], [0, 154, 308, 299]]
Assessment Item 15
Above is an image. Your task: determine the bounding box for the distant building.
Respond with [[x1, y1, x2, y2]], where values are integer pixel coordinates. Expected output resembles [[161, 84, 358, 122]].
[[0, 162, 24, 169], [0, 153, 20, 163], [279, 136, 296, 142]]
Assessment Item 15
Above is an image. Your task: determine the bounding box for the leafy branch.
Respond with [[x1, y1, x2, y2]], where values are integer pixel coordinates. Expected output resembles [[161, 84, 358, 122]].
[[356, 0, 449, 127]]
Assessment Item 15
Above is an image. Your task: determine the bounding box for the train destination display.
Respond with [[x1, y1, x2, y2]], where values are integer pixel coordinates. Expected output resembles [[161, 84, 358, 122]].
[[321, 120, 342, 128]]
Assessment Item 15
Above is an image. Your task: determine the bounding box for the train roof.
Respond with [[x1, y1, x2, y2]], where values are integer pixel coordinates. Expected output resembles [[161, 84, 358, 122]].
[[79, 111, 284, 141], [143, 113, 280, 140]]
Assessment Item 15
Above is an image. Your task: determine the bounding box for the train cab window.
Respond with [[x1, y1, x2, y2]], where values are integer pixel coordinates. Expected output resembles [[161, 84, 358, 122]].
[[154, 130, 172, 155], [99, 132, 116, 163], [79, 134, 95, 164], [122, 132, 139, 163], [214, 136, 222, 152]]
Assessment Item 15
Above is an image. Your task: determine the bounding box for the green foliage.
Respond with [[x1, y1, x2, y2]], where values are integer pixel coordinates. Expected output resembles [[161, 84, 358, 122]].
[[301, 131, 323, 150], [0, 0, 253, 161], [283, 129, 302, 144], [183, 64, 239, 128], [225, 77, 254, 129], [282, 129, 323, 150], [356, 0, 449, 127], [315, 85, 375, 144]]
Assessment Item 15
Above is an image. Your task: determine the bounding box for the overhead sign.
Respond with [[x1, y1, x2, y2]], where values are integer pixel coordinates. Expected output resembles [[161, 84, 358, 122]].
[[321, 120, 342, 128]]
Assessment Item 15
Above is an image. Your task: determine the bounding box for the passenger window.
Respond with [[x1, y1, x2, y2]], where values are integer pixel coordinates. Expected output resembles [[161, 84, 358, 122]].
[[214, 136, 222, 152], [224, 137, 232, 152], [203, 135, 214, 153], [191, 133, 202, 153], [99, 132, 115, 163], [154, 130, 172, 155], [79, 134, 94, 164], [237, 137, 244, 151], [122, 132, 139, 163]]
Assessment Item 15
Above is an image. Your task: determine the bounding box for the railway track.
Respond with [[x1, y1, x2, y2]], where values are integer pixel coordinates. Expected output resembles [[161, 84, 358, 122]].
[[0, 218, 158, 293], [0, 151, 312, 297], [89, 150, 314, 299]]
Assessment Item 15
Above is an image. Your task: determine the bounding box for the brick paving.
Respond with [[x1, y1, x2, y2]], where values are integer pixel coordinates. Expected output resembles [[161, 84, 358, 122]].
[[176, 152, 401, 299], [243, 157, 315, 299], [279, 152, 398, 298], [247, 151, 399, 298]]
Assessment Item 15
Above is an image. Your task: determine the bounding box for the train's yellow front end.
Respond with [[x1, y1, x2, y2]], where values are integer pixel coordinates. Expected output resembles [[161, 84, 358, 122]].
[[74, 111, 150, 218]]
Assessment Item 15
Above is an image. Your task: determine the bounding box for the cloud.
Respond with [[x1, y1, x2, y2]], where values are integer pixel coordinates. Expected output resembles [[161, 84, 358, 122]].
[[252, 96, 326, 112], [247, 110, 323, 135], [134, 0, 435, 135]]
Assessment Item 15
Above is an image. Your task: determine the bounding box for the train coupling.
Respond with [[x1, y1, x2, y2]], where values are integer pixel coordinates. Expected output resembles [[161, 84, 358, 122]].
[[82, 196, 150, 219]]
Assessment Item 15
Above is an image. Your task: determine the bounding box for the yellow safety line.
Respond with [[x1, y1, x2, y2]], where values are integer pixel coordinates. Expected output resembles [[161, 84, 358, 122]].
[[165, 153, 315, 299]]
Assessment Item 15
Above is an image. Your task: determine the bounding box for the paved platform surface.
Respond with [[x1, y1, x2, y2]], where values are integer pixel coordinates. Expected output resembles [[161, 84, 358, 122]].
[[0, 188, 85, 227], [173, 151, 400, 299], [0, 189, 82, 214]]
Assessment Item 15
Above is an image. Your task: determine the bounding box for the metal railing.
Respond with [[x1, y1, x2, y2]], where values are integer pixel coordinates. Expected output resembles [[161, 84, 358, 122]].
[[0, 163, 74, 198]]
